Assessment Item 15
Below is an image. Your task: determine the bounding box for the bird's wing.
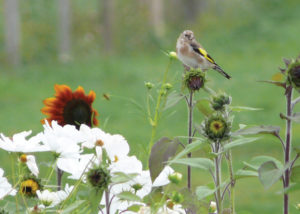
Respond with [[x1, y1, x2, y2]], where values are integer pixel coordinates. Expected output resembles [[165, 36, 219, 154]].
[[190, 43, 215, 64]]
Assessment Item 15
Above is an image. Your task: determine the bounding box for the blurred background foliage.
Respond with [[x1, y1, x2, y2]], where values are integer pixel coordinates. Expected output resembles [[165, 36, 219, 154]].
[[1, 0, 300, 213]]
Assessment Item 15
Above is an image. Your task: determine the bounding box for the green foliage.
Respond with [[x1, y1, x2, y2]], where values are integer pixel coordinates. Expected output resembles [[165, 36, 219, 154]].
[[149, 137, 179, 182], [170, 158, 214, 171]]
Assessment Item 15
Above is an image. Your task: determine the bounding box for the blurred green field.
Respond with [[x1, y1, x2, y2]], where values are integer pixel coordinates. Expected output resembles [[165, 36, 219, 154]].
[[1, 0, 300, 213]]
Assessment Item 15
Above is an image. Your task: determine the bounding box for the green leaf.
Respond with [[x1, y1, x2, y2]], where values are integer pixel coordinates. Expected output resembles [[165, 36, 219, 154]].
[[117, 191, 142, 202], [223, 137, 260, 152], [111, 172, 139, 184], [170, 158, 214, 171], [258, 80, 286, 88], [244, 155, 283, 170], [258, 161, 284, 189], [294, 146, 300, 154], [127, 204, 143, 212], [171, 139, 205, 162], [291, 165, 300, 182], [232, 125, 280, 136], [195, 186, 216, 200], [284, 183, 300, 193], [163, 91, 184, 110], [230, 106, 263, 112], [149, 137, 179, 182], [235, 169, 258, 180], [196, 99, 214, 116], [61, 200, 85, 214], [286, 112, 300, 123]]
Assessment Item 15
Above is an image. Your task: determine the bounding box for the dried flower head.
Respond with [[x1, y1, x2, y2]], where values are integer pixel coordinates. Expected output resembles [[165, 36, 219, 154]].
[[183, 69, 205, 92]]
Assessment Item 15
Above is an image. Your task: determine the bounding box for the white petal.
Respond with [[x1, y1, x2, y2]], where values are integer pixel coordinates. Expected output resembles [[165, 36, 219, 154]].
[[152, 166, 174, 187], [26, 155, 39, 177]]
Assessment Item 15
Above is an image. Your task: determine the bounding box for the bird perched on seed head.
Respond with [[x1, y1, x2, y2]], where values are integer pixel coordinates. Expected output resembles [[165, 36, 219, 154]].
[[176, 30, 231, 79]]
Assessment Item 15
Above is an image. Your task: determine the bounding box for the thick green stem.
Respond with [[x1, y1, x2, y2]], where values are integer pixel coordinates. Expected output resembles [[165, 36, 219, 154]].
[[227, 150, 235, 214], [148, 59, 172, 155]]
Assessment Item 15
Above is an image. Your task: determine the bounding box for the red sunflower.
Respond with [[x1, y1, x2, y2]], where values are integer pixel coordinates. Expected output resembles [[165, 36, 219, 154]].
[[41, 84, 99, 129]]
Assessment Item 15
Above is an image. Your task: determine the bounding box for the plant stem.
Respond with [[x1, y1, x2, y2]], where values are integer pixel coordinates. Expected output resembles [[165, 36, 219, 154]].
[[284, 87, 293, 214], [148, 58, 172, 155], [57, 167, 63, 190], [215, 142, 222, 214], [105, 191, 110, 214], [227, 150, 235, 214], [187, 90, 194, 190]]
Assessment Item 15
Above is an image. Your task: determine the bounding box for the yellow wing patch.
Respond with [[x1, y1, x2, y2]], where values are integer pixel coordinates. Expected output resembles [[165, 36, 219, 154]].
[[199, 48, 215, 64]]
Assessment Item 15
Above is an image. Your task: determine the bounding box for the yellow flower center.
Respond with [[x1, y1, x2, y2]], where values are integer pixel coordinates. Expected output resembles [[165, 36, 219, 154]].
[[210, 120, 224, 134], [113, 155, 119, 162], [95, 139, 104, 147], [20, 179, 39, 196], [20, 154, 27, 163]]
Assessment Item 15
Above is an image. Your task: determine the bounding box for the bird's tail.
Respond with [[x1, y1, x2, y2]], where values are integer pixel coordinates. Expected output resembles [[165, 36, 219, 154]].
[[213, 64, 231, 79]]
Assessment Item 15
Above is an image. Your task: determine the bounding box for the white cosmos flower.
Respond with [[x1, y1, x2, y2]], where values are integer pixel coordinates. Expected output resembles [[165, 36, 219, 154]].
[[79, 125, 129, 162], [0, 131, 48, 153], [137, 204, 186, 214], [101, 162, 174, 214], [20, 154, 39, 177], [0, 168, 16, 199], [41, 121, 81, 159], [36, 184, 74, 207], [57, 154, 94, 180]]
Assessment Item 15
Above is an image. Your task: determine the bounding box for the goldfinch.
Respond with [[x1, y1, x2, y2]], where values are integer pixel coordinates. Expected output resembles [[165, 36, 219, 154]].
[[176, 30, 231, 79]]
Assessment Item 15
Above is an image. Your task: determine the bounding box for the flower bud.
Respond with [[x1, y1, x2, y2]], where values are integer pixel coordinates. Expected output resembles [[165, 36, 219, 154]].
[[164, 83, 173, 90], [168, 172, 183, 185], [296, 203, 300, 210], [145, 82, 154, 90], [170, 191, 184, 204], [209, 201, 217, 212], [169, 51, 178, 60], [20, 154, 27, 163], [183, 69, 205, 92], [211, 93, 232, 111], [287, 60, 300, 91], [132, 183, 143, 192], [87, 166, 111, 191], [203, 114, 231, 142]]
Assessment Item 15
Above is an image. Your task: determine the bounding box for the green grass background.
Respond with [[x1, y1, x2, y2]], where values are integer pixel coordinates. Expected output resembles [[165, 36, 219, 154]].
[[1, 0, 300, 213]]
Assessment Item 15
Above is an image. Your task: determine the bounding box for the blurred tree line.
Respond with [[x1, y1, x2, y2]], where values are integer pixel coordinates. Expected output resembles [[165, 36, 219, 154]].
[[1, 0, 299, 66]]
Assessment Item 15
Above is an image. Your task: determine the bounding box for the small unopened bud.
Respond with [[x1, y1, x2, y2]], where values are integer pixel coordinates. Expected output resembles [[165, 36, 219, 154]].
[[168, 172, 182, 185], [288, 60, 300, 90], [145, 82, 154, 90], [164, 83, 173, 90], [211, 93, 232, 111], [170, 191, 184, 204], [169, 51, 177, 60], [132, 183, 143, 192], [20, 154, 27, 163], [166, 200, 174, 209], [209, 201, 217, 212]]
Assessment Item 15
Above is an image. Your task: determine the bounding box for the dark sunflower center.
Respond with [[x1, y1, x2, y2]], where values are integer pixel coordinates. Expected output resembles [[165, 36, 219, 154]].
[[91, 173, 102, 185], [214, 123, 221, 130], [23, 186, 32, 194], [63, 99, 92, 129]]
